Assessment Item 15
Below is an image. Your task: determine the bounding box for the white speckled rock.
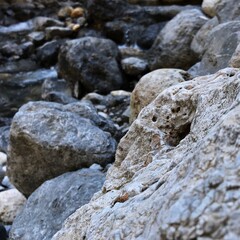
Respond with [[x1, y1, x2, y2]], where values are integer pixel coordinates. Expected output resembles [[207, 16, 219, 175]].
[[52, 68, 240, 240], [130, 69, 192, 122], [0, 189, 26, 224]]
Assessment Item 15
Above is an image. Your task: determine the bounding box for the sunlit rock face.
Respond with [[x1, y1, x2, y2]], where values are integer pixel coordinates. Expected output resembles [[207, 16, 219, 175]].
[[53, 68, 240, 240]]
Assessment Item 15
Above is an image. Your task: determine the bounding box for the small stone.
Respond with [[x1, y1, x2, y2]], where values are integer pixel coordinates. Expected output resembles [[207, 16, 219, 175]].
[[58, 6, 73, 19], [28, 31, 45, 46], [71, 7, 85, 18], [0, 189, 26, 224], [0, 152, 7, 166], [90, 163, 103, 171], [45, 27, 73, 40], [121, 57, 148, 76]]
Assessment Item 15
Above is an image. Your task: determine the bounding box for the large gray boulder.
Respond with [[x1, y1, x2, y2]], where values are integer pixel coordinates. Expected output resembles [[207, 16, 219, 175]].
[[10, 168, 105, 240], [53, 68, 240, 240], [7, 101, 116, 196], [58, 37, 123, 98], [149, 9, 208, 70], [197, 21, 240, 75]]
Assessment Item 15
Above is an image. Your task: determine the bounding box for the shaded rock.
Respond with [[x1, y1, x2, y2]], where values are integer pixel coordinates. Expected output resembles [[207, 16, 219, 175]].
[[87, 0, 130, 22], [45, 27, 73, 40], [0, 127, 10, 153], [10, 168, 105, 240], [197, 21, 240, 75], [191, 17, 219, 57], [0, 224, 8, 240], [149, 9, 208, 70], [52, 68, 240, 240], [7, 101, 116, 196], [136, 23, 166, 49], [27, 31, 45, 46], [0, 152, 7, 166], [121, 57, 148, 76], [36, 40, 64, 67], [130, 69, 192, 122], [33, 16, 64, 31], [0, 189, 26, 224], [0, 69, 57, 117], [216, 0, 240, 23], [58, 37, 123, 97]]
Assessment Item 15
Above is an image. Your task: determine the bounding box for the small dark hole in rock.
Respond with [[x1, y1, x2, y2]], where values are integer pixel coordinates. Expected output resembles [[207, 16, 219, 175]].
[[152, 115, 157, 122], [228, 72, 235, 77]]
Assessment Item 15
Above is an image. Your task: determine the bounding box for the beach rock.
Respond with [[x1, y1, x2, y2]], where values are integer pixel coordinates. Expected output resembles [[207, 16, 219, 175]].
[[7, 101, 116, 196], [149, 9, 208, 70], [52, 68, 240, 240], [0, 189, 26, 224], [10, 168, 105, 240], [130, 69, 192, 122], [58, 37, 123, 98], [197, 21, 240, 75]]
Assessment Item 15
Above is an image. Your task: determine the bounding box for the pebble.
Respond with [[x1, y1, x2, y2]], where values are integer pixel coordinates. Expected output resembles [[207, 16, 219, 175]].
[[71, 7, 85, 18]]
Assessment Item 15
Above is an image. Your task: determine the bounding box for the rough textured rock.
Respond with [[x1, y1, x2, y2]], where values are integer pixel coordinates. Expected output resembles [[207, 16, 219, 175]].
[[10, 168, 105, 240], [191, 17, 219, 57], [7, 101, 116, 196], [0, 189, 26, 224], [58, 37, 123, 98], [130, 69, 192, 122], [197, 21, 240, 76], [229, 43, 240, 68], [149, 9, 208, 70], [53, 68, 240, 240], [121, 57, 148, 76]]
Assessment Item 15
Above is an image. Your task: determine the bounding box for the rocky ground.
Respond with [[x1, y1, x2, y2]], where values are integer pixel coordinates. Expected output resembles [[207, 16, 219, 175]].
[[0, 0, 240, 239]]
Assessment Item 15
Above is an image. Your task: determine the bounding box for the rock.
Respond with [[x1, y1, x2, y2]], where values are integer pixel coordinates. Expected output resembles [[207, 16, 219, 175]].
[[0, 152, 7, 166], [0, 127, 10, 153], [0, 224, 8, 240], [121, 57, 148, 76], [191, 17, 219, 57], [149, 9, 208, 70], [130, 69, 192, 122], [10, 168, 105, 240], [0, 167, 5, 183], [202, 0, 221, 17], [0, 189, 26, 224], [229, 43, 240, 68], [52, 68, 240, 240], [45, 27, 73, 40], [87, 0, 130, 21], [197, 21, 240, 76], [36, 40, 64, 67], [216, 0, 240, 23], [136, 23, 166, 49], [58, 6, 73, 20], [7, 101, 117, 196], [0, 69, 57, 117], [27, 31, 45, 46], [58, 37, 123, 97], [71, 7, 85, 18], [2, 176, 15, 189], [0, 42, 23, 58], [33, 17, 64, 31]]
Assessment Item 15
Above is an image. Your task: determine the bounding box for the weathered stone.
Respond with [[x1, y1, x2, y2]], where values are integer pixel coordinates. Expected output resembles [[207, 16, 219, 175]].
[[202, 0, 222, 17], [149, 9, 208, 70], [121, 57, 148, 76], [130, 69, 192, 122], [10, 168, 105, 240], [7, 101, 116, 196], [191, 17, 219, 57], [229, 43, 240, 68], [45, 27, 73, 40], [58, 37, 123, 97], [197, 21, 240, 75], [36, 40, 64, 67], [52, 68, 240, 240], [0, 189, 26, 224]]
